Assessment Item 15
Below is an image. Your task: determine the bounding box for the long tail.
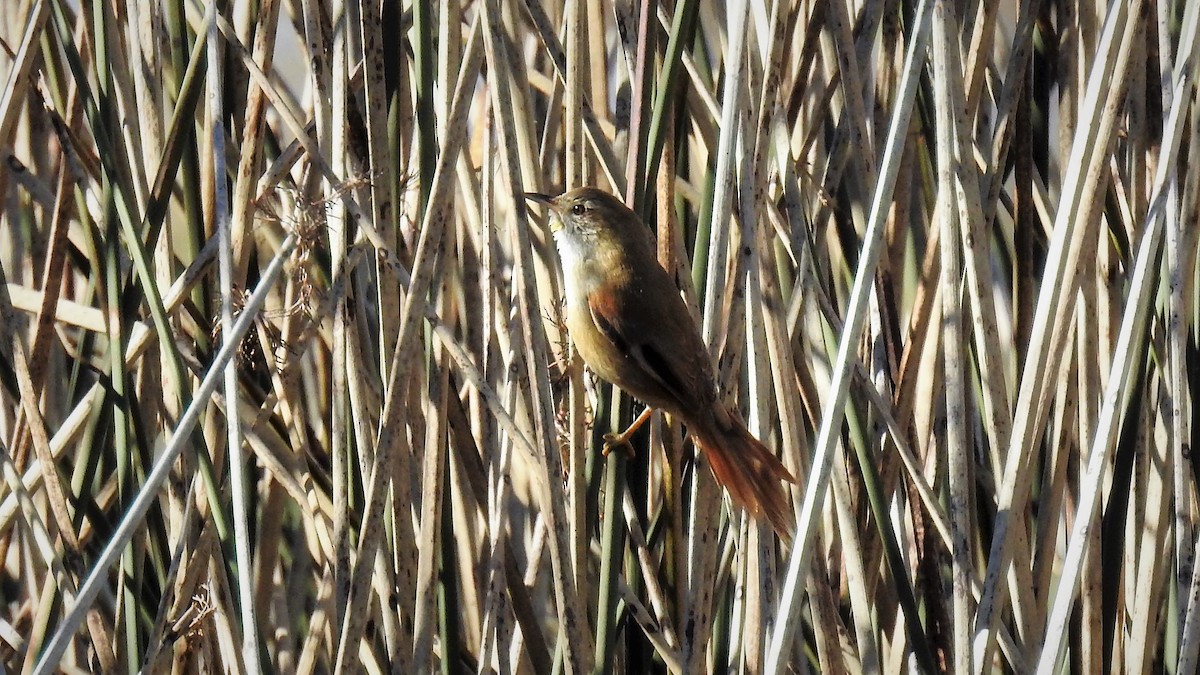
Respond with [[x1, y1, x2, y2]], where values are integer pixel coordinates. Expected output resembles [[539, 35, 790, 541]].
[[691, 409, 797, 541]]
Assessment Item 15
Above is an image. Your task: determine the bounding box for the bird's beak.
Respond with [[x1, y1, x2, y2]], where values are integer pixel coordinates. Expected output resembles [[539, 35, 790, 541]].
[[523, 192, 554, 206], [523, 192, 562, 232]]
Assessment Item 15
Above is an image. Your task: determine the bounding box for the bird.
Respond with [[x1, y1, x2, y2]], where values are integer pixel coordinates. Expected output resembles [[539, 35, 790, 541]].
[[525, 187, 796, 538]]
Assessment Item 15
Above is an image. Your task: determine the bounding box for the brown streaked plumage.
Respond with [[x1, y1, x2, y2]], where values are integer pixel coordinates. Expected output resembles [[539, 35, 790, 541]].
[[526, 187, 796, 538]]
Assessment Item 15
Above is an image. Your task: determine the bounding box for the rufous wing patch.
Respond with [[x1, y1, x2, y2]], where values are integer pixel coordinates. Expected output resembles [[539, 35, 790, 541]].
[[587, 290, 629, 353], [587, 289, 689, 404]]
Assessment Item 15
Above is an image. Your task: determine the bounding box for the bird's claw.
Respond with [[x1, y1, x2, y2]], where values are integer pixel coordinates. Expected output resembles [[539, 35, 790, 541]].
[[601, 432, 636, 458]]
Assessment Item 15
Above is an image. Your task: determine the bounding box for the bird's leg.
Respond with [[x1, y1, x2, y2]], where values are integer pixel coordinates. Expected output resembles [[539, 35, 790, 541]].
[[602, 407, 655, 456]]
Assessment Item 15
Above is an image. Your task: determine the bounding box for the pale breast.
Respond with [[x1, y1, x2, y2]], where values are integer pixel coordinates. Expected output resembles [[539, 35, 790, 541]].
[[565, 298, 625, 384], [554, 231, 603, 302]]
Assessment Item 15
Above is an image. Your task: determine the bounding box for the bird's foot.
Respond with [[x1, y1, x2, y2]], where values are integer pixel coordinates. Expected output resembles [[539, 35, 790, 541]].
[[601, 432, 636, 458], [599, 407, 656, 457]]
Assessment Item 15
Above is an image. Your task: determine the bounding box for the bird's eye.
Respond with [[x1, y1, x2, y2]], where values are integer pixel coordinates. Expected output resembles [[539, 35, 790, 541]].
[[571, 203, 586, 216]]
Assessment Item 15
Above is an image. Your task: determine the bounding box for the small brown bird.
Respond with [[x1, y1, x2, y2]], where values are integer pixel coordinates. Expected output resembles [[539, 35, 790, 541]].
[[525, 187, 796, 538]]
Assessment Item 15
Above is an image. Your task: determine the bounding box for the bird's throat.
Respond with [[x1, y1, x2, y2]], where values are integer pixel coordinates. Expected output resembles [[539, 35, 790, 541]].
[[554, 230, 602, 300]]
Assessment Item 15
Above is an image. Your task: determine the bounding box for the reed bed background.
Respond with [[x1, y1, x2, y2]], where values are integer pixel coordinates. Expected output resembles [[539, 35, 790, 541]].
[[1, 0, 1198, 672]]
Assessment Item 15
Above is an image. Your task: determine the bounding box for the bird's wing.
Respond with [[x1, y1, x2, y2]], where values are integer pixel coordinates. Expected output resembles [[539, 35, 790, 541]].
[[586, 276, 715, 412]]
